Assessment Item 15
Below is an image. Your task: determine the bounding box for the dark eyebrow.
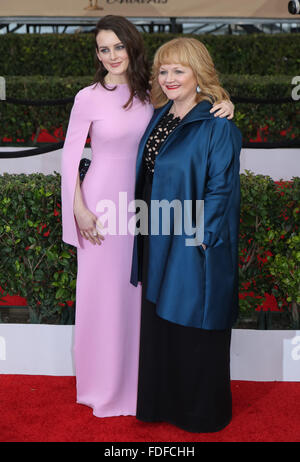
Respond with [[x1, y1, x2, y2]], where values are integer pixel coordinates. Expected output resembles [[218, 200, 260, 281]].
[[99, 42, 124, 49]]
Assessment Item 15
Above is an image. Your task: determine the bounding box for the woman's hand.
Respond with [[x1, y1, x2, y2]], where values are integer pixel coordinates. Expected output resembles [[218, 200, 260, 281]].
[[201, 243, 206, 251], [74, 206, 105, 246], [210, 100, 234, 120]]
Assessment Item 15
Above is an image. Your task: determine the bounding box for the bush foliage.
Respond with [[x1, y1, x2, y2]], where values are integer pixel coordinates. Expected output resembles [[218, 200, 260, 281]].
[[0, 172, 299, 326], [1, 74, 299, 145], [1, 33, 299, 76]]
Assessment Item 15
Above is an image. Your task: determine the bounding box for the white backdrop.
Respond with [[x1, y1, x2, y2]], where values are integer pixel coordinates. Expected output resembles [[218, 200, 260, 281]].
[[1, 147, 300, 180], [0, 325, 300, 380]]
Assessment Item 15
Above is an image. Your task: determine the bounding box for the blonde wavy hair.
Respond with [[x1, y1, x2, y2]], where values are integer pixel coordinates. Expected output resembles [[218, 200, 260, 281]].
[[151, 37, 230, 108]]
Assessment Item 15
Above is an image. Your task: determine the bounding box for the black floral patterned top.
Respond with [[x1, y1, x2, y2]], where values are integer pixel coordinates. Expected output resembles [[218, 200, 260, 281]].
[[143, 112, 181, 177]]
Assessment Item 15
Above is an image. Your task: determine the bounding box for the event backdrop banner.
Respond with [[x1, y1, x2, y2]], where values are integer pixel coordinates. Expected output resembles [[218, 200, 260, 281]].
[[0, 0, 292, 19]]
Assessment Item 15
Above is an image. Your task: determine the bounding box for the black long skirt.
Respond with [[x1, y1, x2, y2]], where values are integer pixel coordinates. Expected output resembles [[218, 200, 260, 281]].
[[136, 172, 233, 433]]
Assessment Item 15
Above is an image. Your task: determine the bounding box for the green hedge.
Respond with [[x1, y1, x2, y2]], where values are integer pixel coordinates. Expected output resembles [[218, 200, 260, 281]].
[[1, 33, 299, 76], [1, 75, 299, 145], [0, 173, 76, 324], [1, 76, 92, 145], [0, 172, 299, 327]]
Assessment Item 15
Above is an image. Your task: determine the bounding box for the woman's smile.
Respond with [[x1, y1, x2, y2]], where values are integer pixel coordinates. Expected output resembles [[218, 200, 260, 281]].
[[158, 64, 197, 102], [96, 29, 129, 83], [109, 62, 122, 68], [165, 84, 181, 90]]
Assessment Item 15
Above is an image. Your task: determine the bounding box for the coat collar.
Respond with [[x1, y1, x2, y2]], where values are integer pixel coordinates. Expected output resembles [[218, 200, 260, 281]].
[[156, 99, 215, 125], [136, 99, 216, 186], [138, 99, 214, 163]]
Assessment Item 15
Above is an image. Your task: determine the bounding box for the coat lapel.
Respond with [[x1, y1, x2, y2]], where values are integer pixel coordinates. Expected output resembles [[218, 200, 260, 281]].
[[135, 99, 214, 197], [154, 100, 214, 160]]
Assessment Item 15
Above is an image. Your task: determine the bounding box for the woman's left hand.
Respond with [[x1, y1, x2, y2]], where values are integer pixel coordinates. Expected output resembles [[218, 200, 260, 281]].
[[210, 100, 234, 120]]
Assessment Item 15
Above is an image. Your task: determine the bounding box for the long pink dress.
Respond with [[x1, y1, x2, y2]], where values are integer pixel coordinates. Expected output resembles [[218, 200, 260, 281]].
[[61, 83, 153, 417]]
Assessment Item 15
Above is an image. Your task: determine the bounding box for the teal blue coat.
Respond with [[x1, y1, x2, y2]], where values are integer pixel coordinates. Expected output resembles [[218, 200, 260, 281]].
[[130, 100, 242, 329]]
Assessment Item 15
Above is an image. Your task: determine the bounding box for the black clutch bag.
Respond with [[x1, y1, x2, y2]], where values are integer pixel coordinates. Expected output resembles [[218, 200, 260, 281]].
[[79, 158, 91, 183]]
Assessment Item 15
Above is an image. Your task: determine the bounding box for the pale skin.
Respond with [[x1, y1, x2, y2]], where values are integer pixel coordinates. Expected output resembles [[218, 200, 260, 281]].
[[74, 30, 235, 245]]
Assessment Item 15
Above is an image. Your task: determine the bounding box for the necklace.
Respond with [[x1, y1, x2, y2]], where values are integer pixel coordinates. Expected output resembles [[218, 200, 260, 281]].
[[169, 102, 197, 120]]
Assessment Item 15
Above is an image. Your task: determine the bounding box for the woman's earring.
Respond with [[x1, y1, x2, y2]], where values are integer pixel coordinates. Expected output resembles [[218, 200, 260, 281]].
[[196, 85, 201, 94]]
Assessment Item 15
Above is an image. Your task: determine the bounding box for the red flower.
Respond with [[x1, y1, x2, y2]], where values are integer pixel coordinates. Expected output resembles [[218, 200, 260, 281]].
[[37, 223, 47, 233]]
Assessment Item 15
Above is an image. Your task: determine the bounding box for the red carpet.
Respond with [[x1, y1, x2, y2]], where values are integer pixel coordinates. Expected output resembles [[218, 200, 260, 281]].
[[0, 375, 299, 442]]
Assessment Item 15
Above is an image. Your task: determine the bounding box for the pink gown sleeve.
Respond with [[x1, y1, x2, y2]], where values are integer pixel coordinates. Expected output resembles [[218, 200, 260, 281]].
[[61, 89, 92, 248]]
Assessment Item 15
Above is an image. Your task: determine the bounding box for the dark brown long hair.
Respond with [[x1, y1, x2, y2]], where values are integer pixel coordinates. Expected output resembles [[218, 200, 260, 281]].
[[93, 15, 151, 109]]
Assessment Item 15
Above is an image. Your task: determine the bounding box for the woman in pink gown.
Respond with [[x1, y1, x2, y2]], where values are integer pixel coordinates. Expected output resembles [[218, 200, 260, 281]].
[[61, 16, 153, 417], [61, 15, 234, 418]]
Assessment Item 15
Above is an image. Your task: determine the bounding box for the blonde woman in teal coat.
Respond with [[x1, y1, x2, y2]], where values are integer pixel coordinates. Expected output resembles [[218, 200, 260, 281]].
[[131, 38, 242, 433]]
